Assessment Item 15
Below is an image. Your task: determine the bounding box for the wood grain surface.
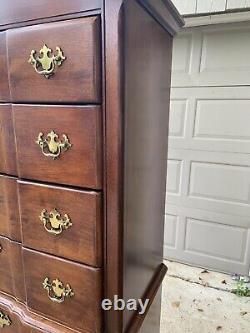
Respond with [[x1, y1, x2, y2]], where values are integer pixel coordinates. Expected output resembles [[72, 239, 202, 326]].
[[13, 105, 103, 189], [0, 0, 102, 27], [23, 248, 102, 332], [8, 17, 101, 103], [0, 105, 17, 175], [122, 2, 172, 331], [0, 32, 10, 101], [19, 181, 102, 267], [0, 236, 25, 302], [0, 291, 86, 333], [0, 176, 21, 241]]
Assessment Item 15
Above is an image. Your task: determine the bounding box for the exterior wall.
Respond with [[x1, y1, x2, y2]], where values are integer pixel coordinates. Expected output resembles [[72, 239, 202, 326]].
[[172, 0, 250, 16]]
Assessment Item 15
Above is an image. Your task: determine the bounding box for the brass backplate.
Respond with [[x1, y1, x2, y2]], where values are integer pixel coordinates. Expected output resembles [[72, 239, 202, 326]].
[[28, 44, 66, 79]]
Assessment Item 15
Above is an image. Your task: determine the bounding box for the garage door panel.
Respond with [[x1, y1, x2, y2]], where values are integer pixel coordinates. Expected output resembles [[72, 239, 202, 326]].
[[200, 29, 250, 73], [164, 214, 179, 249], [172, 34, 193, 74], [167, 149, 250, 220], [169, 100, 187, 138], [166, 159, 182, 194], [172, 23, 250, 87], [194, 100, 250, 141], [169, 87, 250, 154], [189, 162, 250, 205], [164, 205, 250, 275], [185, 218, 247, 262]]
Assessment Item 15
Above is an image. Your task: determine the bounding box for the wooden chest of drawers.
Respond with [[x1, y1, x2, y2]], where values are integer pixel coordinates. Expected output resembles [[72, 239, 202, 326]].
[[0, 1, 183, 332]]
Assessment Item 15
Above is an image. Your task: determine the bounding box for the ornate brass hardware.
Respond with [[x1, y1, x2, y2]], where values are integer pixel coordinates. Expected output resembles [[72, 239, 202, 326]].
[[28, 44, 66, 79], [0, 311, 11, 328], [43, 277, 74, 303], [36, 130, 72, 159], [39, 208, 72, 235]]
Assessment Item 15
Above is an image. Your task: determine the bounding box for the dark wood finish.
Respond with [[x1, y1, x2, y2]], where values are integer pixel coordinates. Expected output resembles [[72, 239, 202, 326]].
[[0, 236, 25, 302], [8, 17, 101, 103], [23, 248, 102, 333], [0, 33, 10, 102], [139, 286, 162, 333], [0, 292, 82, 333], [137, 0, 184, 36], [122, 2, 173, 331], [13, 105, 102, 189], [0, 176, 21, 242], [19, 181, 102, 267], [125, 264, 167, 333], [0, 2, 182, 332], [0, 0, 102, 27], [104, 1, 124, 332], [0, 305, 23, 333], [103, 1, 181, 332], [0, 105, 17, 175]]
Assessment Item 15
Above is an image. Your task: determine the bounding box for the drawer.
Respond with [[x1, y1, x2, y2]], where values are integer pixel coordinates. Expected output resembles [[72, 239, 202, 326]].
[[7, 17, 101, 103], [0, 32, 10, 102], [0, 105, 17, 175], [0, 305, 43, 333], [0, 292, 84, 333], [0, 236, 25, 302], [0, 307, 21, 332], [23, 249, 102, 333], [0, 176, 21, 242], [19, 181, 102, 267], [13, 105, 102, 189]]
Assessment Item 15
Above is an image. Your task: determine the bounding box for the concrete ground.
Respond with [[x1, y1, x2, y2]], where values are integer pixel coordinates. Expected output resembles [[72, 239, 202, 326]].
[[161, 260, 250, 333]]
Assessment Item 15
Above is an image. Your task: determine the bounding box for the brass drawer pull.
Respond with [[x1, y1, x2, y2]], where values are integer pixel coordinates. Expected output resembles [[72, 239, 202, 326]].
[[28, 44, 66, 79], [43, 277, 74, 303], [39, 208, 72, 235], [0, 311, 11, 328], [36, 130, 72, 159]]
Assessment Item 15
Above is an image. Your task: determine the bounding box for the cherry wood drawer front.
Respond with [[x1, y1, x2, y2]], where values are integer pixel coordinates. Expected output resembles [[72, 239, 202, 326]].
[[23, 249, 102, 333], [19, 181, 102, 267], [0, 292, 86, 333], [0, 32, 10, 102], [0, 105, 17, 175], [0, 236, 25, 302], [0, 0, 102, 26], [7, 17, 101, 103], [0, 176, 21, 241], [13, 105, 102, 189], [0, 304, 43, 333], [0, 307, 22, 332]]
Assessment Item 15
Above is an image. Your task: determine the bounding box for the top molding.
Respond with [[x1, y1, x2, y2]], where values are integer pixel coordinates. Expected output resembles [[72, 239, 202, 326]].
[[136, 0, 184, 36], [0, 0, 183, 35]]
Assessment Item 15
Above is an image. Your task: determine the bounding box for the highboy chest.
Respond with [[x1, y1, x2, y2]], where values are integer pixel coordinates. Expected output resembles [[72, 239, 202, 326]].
[[0, 1, 183, 332]]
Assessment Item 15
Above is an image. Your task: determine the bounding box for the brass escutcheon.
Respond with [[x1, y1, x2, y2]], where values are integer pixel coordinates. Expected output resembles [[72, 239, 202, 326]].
[[0, 311, 11, 328], [36, 130, 72, 159], [40, 208, 72, 235], [28, 44, 66, 79], [43, 277, 74, 303]]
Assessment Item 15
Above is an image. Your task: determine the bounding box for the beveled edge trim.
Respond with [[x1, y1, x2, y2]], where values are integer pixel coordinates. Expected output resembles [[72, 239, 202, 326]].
[[0, 10, 101, 32], [0, 292, 83, 333], [0, 0, 102, 29], [125, 263, 168, 333], [136, 0, 184, 36]]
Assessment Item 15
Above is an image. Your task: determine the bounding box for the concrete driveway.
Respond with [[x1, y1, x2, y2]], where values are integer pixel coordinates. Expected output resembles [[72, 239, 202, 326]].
[[161, 260, 250, 333]]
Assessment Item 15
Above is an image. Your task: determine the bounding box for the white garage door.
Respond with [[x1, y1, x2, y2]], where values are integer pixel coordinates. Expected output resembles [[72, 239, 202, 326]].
[[165, 21, 250, 275]]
